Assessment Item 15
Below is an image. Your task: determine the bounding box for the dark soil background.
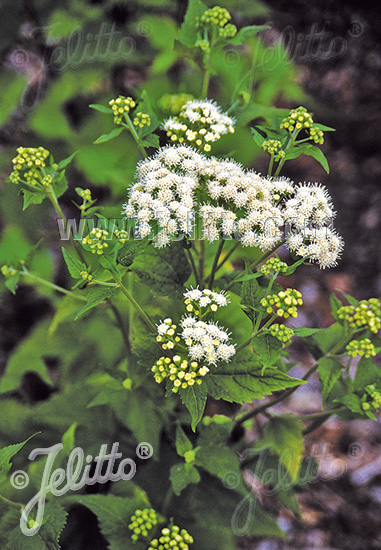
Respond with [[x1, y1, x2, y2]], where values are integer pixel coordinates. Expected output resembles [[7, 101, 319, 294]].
[[239, 1, 381, 549]]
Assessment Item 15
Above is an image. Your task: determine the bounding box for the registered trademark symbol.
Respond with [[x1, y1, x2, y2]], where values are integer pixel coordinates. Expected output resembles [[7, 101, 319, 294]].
[[348, 20, 364, 38]]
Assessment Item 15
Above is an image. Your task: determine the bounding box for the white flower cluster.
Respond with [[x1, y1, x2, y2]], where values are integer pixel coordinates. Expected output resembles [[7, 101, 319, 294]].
[[287, 227, 344, 268], [184, 287, 229, 312], [181, 316, 235, 365], [162, 100, 234, 152], [123, 145, 343, 268]]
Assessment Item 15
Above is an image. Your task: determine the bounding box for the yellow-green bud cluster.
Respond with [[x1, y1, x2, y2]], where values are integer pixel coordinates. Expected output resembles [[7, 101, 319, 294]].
[[337, 299, 381, 334], [280, 107, 313, 133], [79, 270, 93, 282], [109, 96, 136, 125], [128, 508, 158, 542], [133, 112, 151, 129], [280, 107, 324, 144], [362, 385, 381, 412], [1, 265, 18, 278], [158, 94, 195, 116], [151, 355, 209, 393], [269, 323, 294, 344], [195, 39, 211, 53], [199, 6, 236, 38], [78, 188, 92, 201], [82, 228, 109, 255], [148, 525, 194, 550], [10, 146, 51, 187], [262, 139, 285, 161], [346, 338, 376, 358], [261, 288, 303, 318], [114, 229, 129, 244], [309, 126, 324, 145], [261, 257, 288, 276]]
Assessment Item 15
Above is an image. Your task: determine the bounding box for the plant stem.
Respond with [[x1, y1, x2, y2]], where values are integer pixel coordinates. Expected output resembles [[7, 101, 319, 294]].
[[201, 58, 211, 98], [111, 274, 156, 332], [108, 300, 132, 357], [123, 115, 148, 158], [198, 239, 205, 289], [235, 332, 353, 426], [186, 247, 200, 287], [267, 154, 274, 177], [47, 187, 86, 263], [207, 238, 225, 288], [0, 493, 24, 510], [216, 241, 240, 272], [21, 268, 87, 301]]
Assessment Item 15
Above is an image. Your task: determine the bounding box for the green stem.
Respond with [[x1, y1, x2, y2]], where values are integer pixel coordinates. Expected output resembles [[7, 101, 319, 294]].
[[302, 408, 346, 436], [199, 239, 205, 289], [21, 268, 87, 301], [216, 241, 240, 272], [112, 274, 156, 332], [123, 115, 148, 158], [267, 154, 274, 177], [273, 129, 299, 177], [47, 187, 86, 263], [207, 238, 225, 288], [0, 493, 24, 510], [226, 100, 239, 115], [235, 331, 353, 426], [186, 247, 200, 287], [108, 300, 132, 357]]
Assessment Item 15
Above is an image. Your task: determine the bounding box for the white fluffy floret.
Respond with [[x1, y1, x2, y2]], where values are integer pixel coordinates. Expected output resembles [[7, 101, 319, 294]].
[[180, 317, 235, 365]]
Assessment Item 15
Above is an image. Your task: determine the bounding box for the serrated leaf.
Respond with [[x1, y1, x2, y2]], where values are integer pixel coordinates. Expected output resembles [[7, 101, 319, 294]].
[[57, 151, 77, 171], [330, 293, 343, 320], [206, 350, 304, 404], [229, 24, 271, 45], [178, 0, 207, 47], [22, 189, 46, 210], [180, 383, 208, 431], [141, 133, 160, 148], [0, 434, 36, 484], [195, 444, 245, 493], [263, 415, 304, 482], [317, 357, 343, 400], [132, 242, 191, 296], [8, 502, 67, 549], [354, 357, 381, 391], [240, 260, 264, 321], [61, 247, 86, 279], [74, 286, 116, 320], [89, 103, 113, 113], [116, 240, 147, 267], [293, 327, 321, 337], [251, 333, 282, 368], [68, 495, 148, 550], [94, 127, 124, 144], [175, 424, 193, 456], [170, 462, 201, 495]]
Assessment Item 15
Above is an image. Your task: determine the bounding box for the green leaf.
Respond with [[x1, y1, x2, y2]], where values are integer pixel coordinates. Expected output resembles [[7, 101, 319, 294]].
[[47, 9, 80, 40], [7, 502, 67, 549], [175, 424, 193, 456], [312, 322, 345, 355], [180, 383, 208, 431], [293, 327, 321, 337], [178, 0, 207, 47], [251, 333, 282, 368], [313, 123, 335, 132], [354, 357, 381, 391], [263, 415, 304, 482], [317, 357, 343, 400], [170, 462, 201, 495], [22, 189, 46, 210], [74, 286, 116, 320], [89, 103, 113, 114], [0, 434, 36, 484], [4, 274, 20, 295], [283, 256, 308, 275], [206, 350, 304, 404], [57, 151, 77, 171], [330, 293, 343, 320], [138, 89, 159, 135], [48, 296, 80, 335], [61, 422, 78, 454], [302, 144, 330, 173], [61, 247, 86, 279], [195, 444, 245, 493], [251, 128, 266, 147], [94, 127, 124, 144], [240, 260, 265, 321], [229, 24, 271, 45], [68, 494, 148, 550], [336, 393, 363, 415], [141, 133, 160, 148], [132, 242, 191, 296], [116, 239, 147, 267]]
